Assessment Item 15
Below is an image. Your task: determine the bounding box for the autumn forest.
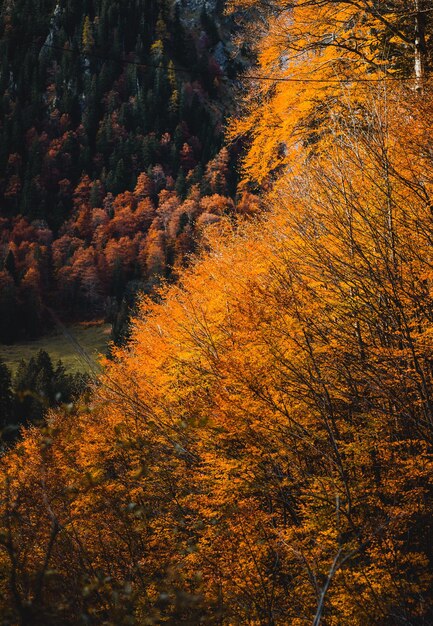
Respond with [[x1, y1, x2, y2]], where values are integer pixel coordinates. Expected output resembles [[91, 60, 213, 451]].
[[1, 0, 433, 624]]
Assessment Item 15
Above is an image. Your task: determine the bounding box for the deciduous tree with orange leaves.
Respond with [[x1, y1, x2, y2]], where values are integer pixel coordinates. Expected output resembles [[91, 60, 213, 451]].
[[2, 4, 433, 626], [2, 84, 433, 624], [229, 0, 432, 184]]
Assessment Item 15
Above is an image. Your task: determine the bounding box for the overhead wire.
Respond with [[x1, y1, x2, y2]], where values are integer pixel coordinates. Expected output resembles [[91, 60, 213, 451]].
[[20, 22, 424, 377], [32, 40, 420, 84]]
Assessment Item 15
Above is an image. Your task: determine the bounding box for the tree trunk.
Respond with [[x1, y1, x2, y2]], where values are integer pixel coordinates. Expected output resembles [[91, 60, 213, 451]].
[[414, 0, 426, 92]]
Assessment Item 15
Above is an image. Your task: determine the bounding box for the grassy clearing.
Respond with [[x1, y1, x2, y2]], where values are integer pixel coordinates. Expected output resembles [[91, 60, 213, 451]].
[[0, 322, 112, 375]]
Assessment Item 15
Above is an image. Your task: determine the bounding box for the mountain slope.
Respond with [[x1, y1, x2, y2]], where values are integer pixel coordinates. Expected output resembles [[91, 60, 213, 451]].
[[0, 0, 243, 343]]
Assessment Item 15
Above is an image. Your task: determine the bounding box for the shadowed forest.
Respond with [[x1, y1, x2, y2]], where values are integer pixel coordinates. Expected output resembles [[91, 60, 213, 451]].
[[2, 1, 433, 625]]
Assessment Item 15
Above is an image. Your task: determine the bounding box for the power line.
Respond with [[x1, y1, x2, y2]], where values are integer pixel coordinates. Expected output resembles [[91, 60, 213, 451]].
[[33, 40, 419, 84], [34, 41, 193, 74], [242, 73, 415, 83]]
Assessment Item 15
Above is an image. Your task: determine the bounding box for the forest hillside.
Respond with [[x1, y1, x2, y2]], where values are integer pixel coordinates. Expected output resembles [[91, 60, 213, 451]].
[[0, 0, 256, 435], [2, 1, 433, 625], [0, 0, 242, 344]]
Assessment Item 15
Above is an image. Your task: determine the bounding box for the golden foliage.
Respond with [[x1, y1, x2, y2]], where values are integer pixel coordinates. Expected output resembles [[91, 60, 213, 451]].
[[2, 86, 433, 624], [229, 0, 423, 185]]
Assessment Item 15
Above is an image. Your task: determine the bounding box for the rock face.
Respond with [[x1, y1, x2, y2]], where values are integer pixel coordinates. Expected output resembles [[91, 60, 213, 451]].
[[175, 0, 229, 67], [175, 0, 220, 26], [213, 40, 228, 69], [176, 0, 218, 11]]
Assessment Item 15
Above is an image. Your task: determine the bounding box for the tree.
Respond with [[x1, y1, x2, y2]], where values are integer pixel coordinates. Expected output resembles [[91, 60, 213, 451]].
[[0, 359, 13, 435], [19, 267, 45, 338], [82, 16, 95, 52], [13, 356, 43, 426], [229, 0, 433, 183], [0, 271, 19, 343], [203, 147, 230, 195], [4, 249, 17, 283], [2, 85, 433, 624], [12, 350, 85, 432]]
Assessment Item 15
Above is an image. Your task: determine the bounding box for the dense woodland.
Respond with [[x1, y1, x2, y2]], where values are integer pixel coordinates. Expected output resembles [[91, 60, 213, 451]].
[[0, 0, 243, 343], [2, 0, 433, 625], [0, 351, 88, 439]]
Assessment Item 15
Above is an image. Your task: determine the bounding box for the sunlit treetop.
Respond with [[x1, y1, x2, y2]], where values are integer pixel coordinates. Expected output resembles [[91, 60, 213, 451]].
[[228, 0, 431, 184]]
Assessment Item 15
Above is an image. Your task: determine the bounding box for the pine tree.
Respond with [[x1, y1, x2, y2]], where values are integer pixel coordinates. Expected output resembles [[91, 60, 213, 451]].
[[0, 359, 13, 431], [4, 249, 17, 283]]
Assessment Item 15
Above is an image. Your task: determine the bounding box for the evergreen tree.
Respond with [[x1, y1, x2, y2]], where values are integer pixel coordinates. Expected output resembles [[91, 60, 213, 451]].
[[12, 350, 85, 429], [4, 249, 17, 283], [0, 276, 19, 343], [13, 356, 43, 426], [0, 359, 13, 432], [110, 298, 132, 350]]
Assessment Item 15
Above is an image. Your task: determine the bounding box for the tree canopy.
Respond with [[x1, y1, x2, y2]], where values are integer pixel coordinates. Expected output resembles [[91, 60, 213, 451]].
[[2, 2, 433, 625]]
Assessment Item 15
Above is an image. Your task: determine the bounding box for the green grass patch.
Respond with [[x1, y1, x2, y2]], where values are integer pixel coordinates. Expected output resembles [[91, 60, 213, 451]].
[[0, 322, 112, 375]]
